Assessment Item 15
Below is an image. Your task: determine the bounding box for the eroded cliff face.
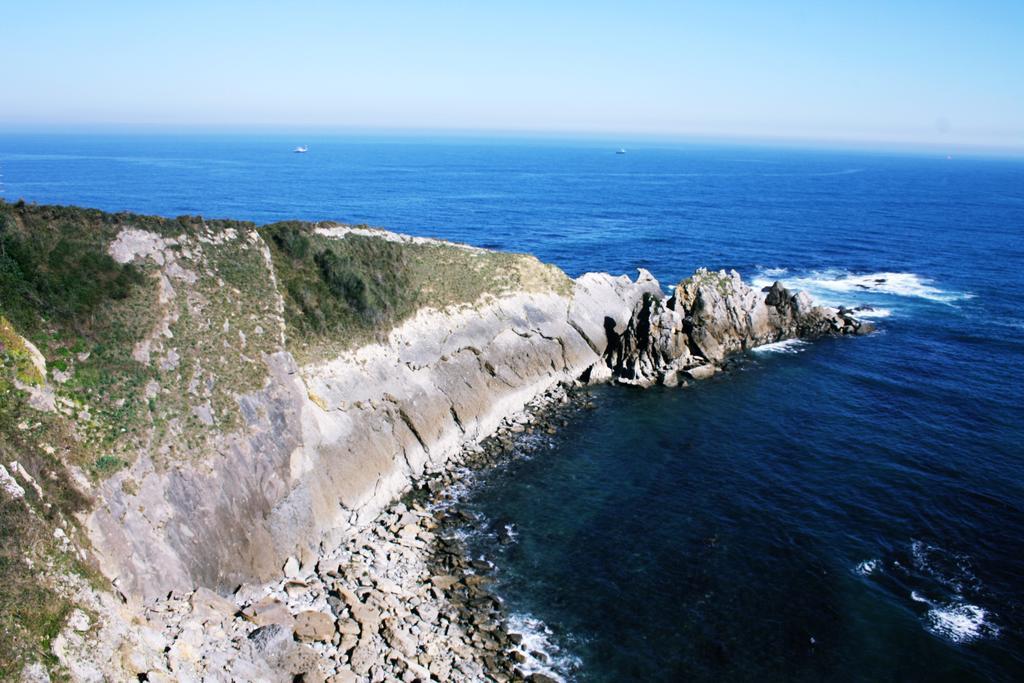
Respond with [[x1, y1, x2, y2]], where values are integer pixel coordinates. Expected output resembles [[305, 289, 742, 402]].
[[0, 203, 876, 679], [86, 229, 665, 600], [0, 203, 867, 672], [87, 252, 866, 601]]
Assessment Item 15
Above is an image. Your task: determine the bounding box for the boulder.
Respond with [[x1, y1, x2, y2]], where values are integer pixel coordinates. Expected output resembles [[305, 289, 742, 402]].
[[294, 610, 336, 642], [383, 617, 418, 658], [430, 575, 460, 590], [242, 597, 295, 628], [529, 674, 560, 683], [336, 618, 361, 636], [415, 603, 439, 624], [328, 670, 359, 683], [248, 623, 293, 655], [190, 587, 237, 621], [348, 638, 378, 676], [685, 364, 717, 381]]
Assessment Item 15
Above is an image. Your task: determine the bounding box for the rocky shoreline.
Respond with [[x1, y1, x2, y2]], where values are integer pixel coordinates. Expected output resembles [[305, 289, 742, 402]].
[[119, 347, 804, 683], [54, 265, 869, 682], [105, 383, 581, 683], [0, 203, 882, 682]]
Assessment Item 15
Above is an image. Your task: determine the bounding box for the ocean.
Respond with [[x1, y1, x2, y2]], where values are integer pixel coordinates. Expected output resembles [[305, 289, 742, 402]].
[[2, 134, 1022, 681]]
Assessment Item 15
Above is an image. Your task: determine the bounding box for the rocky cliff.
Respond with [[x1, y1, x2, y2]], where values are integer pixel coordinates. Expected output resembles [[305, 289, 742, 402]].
[[0, 202, 865, 679], [607, 267, 873, 386]]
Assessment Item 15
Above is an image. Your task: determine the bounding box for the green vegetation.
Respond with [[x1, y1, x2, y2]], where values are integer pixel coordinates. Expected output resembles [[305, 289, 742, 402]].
[[91, 454, 126, 476], [0, 316, 44, 386], [0, 335, 91, 679], [263, 222, 571, 362], [0, 200, 575, 676], [0, 201, 572, 464], [0, 203, 184, 338], [0, 201, 271, 677], [0, 201, 282, 470], [0, 201, 163, 466], [267, 222, 413, 338]]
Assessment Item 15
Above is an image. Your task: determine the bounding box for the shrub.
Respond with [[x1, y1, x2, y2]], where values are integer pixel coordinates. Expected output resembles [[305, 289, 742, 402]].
[[0, 208, 147, 337], [271, 223, 311, 260]]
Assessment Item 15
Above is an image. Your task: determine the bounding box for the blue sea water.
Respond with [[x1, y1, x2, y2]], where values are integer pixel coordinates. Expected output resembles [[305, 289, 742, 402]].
[[2, 134, 1023, 681]]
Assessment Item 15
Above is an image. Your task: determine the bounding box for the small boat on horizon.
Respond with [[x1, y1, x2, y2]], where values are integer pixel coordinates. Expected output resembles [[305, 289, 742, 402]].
[[616, 148, 627, 154], [294, 145, 309, 153]]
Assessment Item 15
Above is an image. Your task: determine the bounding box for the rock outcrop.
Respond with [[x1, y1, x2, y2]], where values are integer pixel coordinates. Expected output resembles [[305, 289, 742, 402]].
[[607, 267, 872, 387], [0, 203, 873, 680], [87, 264, 663, 601], [87, 246, 867, 602]]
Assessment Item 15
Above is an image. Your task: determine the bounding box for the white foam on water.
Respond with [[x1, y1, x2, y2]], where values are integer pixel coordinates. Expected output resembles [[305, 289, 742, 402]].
[[506, 612, 581, 682], [924, 601, 999, 644], [852, 307, 892, 319], [855, 559, 881, 576], [905, 542, 998, 644], [758, 266, 789, 278], [751, 268, 972, 306], [910, 540, 980, 594], [751, 339, 808, 355]]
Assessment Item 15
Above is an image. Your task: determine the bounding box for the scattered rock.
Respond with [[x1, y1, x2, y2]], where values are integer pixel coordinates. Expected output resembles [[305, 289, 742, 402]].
[[685, 364, 717, 381], [190, 587, 237, 620], [248, 623, 293, 654], [529, 673, 560, 683], [328, 669, 359, 683]]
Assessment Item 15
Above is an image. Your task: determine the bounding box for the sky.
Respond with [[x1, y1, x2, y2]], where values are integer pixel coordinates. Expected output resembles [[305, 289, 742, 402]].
[[2, 1, 1023, 150]]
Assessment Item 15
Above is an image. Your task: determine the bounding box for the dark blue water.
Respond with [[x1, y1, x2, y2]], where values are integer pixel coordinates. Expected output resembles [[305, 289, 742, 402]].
[[2, 134, 1023, 681]]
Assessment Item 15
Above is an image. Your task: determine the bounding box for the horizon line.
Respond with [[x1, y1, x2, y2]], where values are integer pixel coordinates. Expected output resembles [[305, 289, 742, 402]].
[[1, 123, 1023, 159]]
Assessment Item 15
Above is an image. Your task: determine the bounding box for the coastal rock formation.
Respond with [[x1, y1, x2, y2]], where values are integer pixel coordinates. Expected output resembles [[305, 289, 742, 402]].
[[607, 267, 872, 387], [0, 203, 870, 680], [87, 267, 662, 603], [86, 258, 860, 602]]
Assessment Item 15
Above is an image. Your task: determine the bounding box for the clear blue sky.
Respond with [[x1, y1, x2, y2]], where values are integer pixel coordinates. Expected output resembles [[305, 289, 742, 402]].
[[3, 1, 1022, 150]]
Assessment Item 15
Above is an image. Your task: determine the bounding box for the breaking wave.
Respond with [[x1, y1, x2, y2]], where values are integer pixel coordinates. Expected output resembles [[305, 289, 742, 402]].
[[855, 558, 881, 576], [863, 541, 1001, 645], [851, 307, 892, 319], [910, 540, 981, 594], [505, 613, 581, 682], [751, 268, 972, 306], [751, 339, 808, 355], [910, 592, 1000, 644]]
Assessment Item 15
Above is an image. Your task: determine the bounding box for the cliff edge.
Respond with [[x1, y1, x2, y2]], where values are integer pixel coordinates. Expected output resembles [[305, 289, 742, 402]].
[[0, 202, 865, 679]]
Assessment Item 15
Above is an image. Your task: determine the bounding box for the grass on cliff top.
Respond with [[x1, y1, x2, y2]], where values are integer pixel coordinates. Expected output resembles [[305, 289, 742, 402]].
[[0, 201, 169, 470], [0, 201, 287, 472], [0, 201, 139, 678], [263, 222, 570, 362]]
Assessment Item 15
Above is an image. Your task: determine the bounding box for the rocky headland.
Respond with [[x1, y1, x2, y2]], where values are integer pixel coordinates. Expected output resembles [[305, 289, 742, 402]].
[[0, 202, 869, 681]]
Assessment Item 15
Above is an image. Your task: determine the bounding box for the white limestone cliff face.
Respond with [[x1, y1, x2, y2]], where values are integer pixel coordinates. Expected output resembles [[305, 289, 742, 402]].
[[87, 232, 662, 600], [5, 204, 880, 682], [85, 227, 866, 605]]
